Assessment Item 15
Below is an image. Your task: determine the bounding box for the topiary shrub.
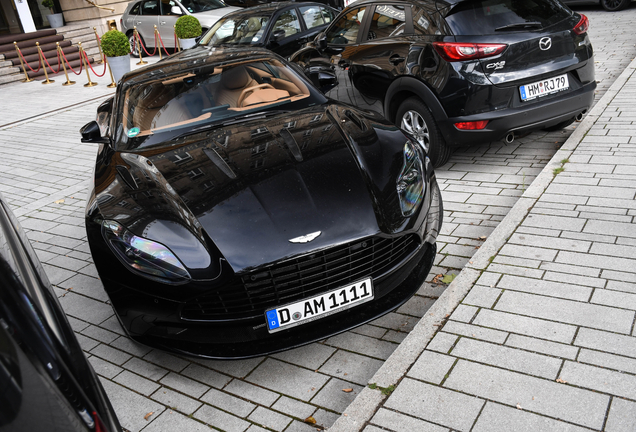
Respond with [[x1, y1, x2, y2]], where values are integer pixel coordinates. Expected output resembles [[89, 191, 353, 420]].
[[175, 15, 202, 39], [42, 0, 55, 13], [101, 30, 131, 57]]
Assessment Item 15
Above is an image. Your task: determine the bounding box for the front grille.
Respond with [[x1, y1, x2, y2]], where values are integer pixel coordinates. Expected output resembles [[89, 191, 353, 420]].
[[181, 234, 420, 320]]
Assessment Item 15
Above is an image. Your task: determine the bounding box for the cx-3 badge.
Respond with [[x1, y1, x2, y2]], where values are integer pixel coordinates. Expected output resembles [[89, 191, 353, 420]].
[[539, 37, 552, 51], [289, 231, 321, 243]]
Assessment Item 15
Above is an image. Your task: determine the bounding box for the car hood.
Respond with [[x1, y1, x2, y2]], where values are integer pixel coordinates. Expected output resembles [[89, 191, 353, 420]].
[[94, 105, 414, 275]]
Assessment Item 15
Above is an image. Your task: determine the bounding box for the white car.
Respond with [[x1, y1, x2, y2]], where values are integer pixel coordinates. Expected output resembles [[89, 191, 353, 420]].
[[120, 0, 241, 55]]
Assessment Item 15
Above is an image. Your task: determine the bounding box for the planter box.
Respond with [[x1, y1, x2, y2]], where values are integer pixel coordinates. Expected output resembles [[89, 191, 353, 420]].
[[48, 13, 64, 28], [179, 38, 197, 49], [107, 55, 131, 83]]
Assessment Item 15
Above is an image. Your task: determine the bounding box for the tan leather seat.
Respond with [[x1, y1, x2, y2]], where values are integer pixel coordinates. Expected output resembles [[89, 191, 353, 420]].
[[215, 66, 258, 107]]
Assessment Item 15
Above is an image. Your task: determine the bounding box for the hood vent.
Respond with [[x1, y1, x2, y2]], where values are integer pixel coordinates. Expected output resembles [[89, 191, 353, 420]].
[[279, 128, 303, 162], [204, 147, 237, 179], [115, 165, 139, 190]]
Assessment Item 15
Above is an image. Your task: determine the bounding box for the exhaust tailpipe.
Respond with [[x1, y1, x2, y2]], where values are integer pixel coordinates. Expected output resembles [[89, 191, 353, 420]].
[[505, 132, 515, 144], [575, 112, 584, 121]]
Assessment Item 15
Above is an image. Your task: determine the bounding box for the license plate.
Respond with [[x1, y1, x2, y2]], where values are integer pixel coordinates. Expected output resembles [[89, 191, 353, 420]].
[[519, 74, 569, 101], [265, 278, 374, 333]]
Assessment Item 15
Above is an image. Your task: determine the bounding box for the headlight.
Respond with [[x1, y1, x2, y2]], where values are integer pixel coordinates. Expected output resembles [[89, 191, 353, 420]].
[[102, 220, 191, 283], [397, 141, 425, 217]]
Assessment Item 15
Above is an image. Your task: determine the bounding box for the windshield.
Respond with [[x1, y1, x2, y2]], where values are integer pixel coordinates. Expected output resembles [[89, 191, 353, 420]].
[[179, 0, 226, 13], [201, 15, 271, 46], [117, 58, 326, 150], [444, 0, 572, 35]]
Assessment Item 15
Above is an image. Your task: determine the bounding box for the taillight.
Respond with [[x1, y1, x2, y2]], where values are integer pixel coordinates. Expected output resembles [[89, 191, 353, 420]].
[[93, 411, 107, 432], [454, 120, 489, 130], [433, 42, 507, 62], [573, 14, 589, 35]]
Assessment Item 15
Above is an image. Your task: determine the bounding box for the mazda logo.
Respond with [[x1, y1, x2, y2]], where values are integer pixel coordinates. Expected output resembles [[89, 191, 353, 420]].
[[539, 37, 552, 51]]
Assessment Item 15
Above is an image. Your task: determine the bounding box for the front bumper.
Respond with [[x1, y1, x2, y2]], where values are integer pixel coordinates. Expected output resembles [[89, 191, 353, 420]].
[[86, 181, 442, 359]]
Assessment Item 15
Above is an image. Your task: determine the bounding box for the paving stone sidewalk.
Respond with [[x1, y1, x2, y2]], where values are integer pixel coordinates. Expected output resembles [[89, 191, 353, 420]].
[[333, 44, 636, 432]]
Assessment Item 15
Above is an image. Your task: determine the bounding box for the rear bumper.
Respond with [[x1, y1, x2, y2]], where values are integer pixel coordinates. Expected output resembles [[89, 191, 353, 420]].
[[438, 80, 596, 147]]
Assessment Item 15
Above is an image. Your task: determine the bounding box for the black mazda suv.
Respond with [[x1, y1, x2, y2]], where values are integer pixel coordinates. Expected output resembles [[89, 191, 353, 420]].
[[290, 0, 596, 166]]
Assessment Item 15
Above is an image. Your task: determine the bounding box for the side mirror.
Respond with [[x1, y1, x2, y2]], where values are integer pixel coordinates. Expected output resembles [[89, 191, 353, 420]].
[[271, 29, 285, 43], [314, 69, 338, 93], [80, 121, 109, 144], [171, 5, 183, 14], [306, 62, 338, 93], [316, 32, 327, 50]]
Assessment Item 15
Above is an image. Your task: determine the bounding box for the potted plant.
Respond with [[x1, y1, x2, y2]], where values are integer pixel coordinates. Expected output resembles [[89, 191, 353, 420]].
[[175, 15, 202, 49], [101, 30, 132, 83], [42, 0, 64, 28]]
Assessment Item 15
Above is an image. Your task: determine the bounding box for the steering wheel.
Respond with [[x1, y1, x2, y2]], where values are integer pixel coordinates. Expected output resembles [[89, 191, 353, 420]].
[[237, 83, 275, 107]]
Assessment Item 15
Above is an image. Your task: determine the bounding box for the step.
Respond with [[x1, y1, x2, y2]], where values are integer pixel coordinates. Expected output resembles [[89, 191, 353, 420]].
[[0, 73, 24, 85], [0, 66, 19, 76], [0, 29, 57, 46], [0, 35, 64, 54], [3, 40, 73, 59], [58, 27, 96, 40], [17, 46, 79, 65], [0, 60, 11, 67]]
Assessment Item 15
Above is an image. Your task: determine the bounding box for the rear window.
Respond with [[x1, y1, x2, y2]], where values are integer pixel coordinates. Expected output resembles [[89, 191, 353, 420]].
[[443, 0, 573, 35]]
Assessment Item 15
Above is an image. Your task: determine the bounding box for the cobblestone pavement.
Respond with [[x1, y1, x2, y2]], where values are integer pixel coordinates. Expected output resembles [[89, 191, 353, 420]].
[[0, 7, 634, 432]]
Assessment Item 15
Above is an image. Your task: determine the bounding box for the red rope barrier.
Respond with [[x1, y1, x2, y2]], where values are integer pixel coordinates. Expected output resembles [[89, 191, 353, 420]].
[[18, 48, 41, 73], [83, 51, 108, 77], [40, 49, 61, 74], [136, 31, 157, 56], [156, 31, 171, 56], [60, 48, 83, 75]]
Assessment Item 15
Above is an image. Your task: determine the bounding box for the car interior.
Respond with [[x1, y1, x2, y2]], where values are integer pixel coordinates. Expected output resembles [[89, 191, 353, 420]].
[[124, 60, 311, 137]]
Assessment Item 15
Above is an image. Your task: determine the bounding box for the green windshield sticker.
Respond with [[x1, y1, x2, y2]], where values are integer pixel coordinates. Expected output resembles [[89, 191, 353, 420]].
[[128, 127, 140, 137]]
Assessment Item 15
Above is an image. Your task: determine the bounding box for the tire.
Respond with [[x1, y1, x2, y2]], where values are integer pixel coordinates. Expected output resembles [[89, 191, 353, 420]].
[[396, 97, 452, 168], [543, 117, 575, 132], [128, 32, 148, 58], [600, 0, 630, 11]]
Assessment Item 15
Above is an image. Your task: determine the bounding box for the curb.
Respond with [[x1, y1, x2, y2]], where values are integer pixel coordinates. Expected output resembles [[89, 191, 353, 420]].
[[329, 56, 636, 432]]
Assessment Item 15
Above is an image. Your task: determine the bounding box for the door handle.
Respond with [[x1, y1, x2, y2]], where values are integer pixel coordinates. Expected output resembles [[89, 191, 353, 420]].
[[389, 54, 405, 65], [135, 20, 142, 24], [160, 21, 167, 25]]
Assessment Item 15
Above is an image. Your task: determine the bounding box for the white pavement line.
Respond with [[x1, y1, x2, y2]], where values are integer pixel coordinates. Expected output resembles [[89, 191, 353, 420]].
[[0, 95, 113, 130], [329, 56, 636, 432], [11, 180, 91, 218]]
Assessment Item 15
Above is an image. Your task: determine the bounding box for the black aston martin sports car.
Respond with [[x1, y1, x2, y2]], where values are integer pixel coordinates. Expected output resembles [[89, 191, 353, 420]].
[[0, 193, 121, 432], [80, 46, 442, 359]]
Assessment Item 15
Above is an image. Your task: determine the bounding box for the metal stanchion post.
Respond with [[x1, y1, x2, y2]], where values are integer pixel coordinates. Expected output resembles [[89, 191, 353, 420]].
[[36, 42, 54, 85], [134, 27, 147, 65], [154, 25, 162, 60], [57, 42, 75, 86], [14, 42, 34, 82], [174, 25, 181, 52], [105, 56, 117, 88], [79, 42, 98, 87], [93, 27, 104, 64]]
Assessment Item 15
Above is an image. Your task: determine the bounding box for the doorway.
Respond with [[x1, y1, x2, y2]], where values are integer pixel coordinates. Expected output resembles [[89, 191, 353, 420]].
[[0, 0, 23, 34]]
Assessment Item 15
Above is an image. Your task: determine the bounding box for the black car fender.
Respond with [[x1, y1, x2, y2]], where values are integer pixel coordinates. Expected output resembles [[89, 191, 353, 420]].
[[383, 76, 448, 124]]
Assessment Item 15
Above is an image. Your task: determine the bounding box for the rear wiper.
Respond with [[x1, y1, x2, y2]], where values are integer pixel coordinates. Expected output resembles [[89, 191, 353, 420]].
[[495, 21, 543, 31]]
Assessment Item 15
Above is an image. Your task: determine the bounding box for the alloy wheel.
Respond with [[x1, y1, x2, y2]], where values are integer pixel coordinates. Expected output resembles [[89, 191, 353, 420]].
[[401, 110, 430, 153], [129, 34, 139, 57]]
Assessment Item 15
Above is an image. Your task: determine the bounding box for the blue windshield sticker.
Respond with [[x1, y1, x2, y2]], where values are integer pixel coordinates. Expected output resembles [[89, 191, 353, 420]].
[[128, 127, 140, 137]]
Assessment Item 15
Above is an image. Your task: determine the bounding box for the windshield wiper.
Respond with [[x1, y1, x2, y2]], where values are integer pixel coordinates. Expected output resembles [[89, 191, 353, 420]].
[[170, 110, 291, 140], [495, 21, 543, 31]]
